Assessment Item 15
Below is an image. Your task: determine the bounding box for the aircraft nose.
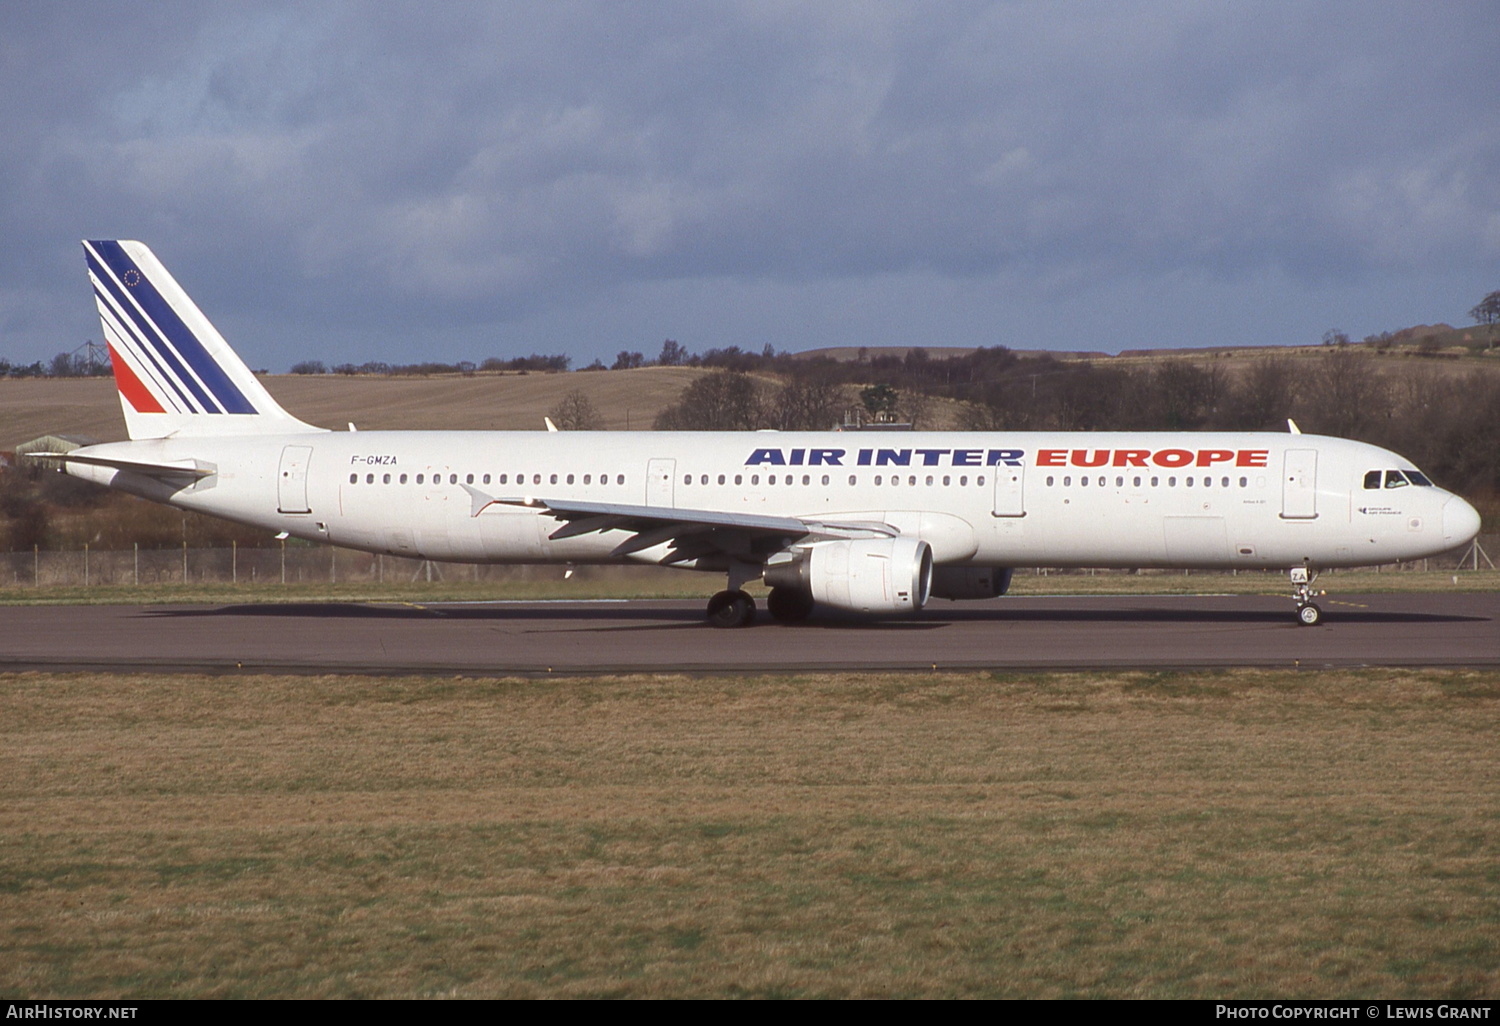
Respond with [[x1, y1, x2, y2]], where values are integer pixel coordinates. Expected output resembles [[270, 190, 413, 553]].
[[1442, 495, 1482, 546]]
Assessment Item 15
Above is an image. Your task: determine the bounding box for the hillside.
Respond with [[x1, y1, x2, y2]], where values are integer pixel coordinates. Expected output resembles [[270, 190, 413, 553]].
[[1, 366, 709, 450], [5, 332, 1498, 451]]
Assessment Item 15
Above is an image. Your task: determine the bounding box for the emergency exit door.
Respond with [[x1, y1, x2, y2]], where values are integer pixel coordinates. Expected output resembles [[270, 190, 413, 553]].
[[646, 458, 676, 507], [992, 465, 1026, 517]]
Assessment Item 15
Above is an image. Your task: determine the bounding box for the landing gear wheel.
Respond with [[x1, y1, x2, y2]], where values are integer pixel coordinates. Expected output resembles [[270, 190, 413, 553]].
[[767, 586, 814, 623], [706, 589, 756, 628], [1289, 566, 1325, 627]]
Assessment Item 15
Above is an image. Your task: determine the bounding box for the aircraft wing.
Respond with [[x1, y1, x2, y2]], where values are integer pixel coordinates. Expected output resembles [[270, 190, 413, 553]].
[[460, 484, 897, 563]]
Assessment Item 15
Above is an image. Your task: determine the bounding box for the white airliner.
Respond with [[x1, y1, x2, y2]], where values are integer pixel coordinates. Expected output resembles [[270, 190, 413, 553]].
[[37, 241, 1483, 627]]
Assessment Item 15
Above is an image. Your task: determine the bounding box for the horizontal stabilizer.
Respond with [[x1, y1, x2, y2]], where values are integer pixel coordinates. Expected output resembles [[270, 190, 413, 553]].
[[25, 451, 214, 479]]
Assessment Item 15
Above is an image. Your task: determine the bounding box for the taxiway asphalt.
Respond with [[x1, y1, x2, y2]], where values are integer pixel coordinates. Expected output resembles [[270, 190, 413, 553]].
[[0, 591, 1495, 674]]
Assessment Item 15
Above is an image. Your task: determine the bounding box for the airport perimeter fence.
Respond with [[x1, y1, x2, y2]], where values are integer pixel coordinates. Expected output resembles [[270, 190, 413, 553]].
[[0, 537, 1494, 590]]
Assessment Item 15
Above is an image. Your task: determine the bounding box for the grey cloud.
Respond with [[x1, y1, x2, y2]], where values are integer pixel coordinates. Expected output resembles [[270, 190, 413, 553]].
[[1, 1, 1496, 368]]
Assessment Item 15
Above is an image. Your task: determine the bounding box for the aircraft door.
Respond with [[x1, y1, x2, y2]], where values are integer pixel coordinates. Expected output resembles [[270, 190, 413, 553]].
[[1281, 449, 1318, 520], [277, 445, 313, 514], [646, 458, 676, 507], [992, 464, 1025, 517]]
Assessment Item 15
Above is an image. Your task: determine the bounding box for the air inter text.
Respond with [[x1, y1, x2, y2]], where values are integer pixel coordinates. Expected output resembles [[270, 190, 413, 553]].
[[744, 447, 1270, 469]]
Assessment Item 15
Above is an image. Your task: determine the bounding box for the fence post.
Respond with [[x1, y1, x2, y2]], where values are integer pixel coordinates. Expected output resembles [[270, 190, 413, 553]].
[[134, 542, 139, 587], [281, 538, 286, 585], [33, 545, 38, 587], [182, 540, 188, 583], [233, 540, 238, 584], [84, 543, 89, 588]]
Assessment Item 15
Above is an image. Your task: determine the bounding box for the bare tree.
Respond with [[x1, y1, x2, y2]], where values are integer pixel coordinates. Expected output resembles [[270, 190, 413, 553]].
[[653, 371, 763, 430], [1147, 360, 1224, 430], [898, 389, 934, 430], [1224, 356, 1298, 430], [1301, 349, 1385, 438], [768, 378, 846, 431], [549, 389, 603, 430]]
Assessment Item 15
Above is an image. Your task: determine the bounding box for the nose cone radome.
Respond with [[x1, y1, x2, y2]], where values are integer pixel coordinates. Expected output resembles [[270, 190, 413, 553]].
[[1443, 495, 1482, 547]]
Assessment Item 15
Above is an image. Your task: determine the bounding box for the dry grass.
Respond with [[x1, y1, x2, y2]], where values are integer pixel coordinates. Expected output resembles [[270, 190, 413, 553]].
[[1, 668, 1496, 998], [0, 368, 710, 449]]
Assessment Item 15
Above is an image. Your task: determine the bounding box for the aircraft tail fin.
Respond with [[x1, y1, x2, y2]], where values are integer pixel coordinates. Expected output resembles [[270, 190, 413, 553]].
[[82, 240, 323, 440]]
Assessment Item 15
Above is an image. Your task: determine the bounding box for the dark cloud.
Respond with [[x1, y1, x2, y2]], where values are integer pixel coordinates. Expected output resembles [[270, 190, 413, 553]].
[[2, 1, 1496, 369]]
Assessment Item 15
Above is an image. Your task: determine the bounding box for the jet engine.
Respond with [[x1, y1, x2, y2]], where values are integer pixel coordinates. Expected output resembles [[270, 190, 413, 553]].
[[763, 537, 933, 614], [930, 566, 1014, 600]]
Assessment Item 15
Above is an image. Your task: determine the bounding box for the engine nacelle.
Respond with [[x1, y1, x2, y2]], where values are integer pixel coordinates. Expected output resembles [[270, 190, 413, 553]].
[[764, 537, 933, 614], [930, 566, 1014, 601]]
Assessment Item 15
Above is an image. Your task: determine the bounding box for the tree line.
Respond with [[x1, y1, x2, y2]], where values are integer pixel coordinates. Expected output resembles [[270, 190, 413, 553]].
[[630, 346, 1500, 524]]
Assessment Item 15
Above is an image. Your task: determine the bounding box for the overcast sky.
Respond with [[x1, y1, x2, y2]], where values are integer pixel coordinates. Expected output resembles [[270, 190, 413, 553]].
[[2, 1, 1497, 371]]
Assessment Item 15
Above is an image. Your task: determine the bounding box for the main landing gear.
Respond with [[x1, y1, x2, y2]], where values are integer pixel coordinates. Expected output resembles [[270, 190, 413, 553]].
[[1290, 566, 1324, 626], [706, 589, 756, 628]]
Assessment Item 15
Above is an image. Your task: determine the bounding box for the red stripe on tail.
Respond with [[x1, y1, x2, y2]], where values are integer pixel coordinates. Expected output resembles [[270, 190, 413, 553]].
[[107, 343, 165, 413]]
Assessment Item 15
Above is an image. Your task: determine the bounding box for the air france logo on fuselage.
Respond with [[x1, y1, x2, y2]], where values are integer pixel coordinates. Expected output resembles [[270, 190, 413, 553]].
[[743, 447, 1271, 468]]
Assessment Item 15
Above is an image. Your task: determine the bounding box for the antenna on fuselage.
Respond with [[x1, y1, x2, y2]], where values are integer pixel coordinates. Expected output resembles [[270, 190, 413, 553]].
[[1287, 419, 1302, 435]]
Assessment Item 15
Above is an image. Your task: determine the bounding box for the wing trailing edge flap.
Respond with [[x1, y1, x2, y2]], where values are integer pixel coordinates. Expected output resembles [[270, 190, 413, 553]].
[[458, 484, 899, 553]]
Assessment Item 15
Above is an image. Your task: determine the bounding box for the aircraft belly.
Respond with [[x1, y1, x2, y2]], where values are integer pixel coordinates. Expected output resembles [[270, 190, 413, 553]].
[[475, 508, 545, 561]]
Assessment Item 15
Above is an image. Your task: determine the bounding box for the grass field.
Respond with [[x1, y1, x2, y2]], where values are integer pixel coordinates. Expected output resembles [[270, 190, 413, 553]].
[[2, 668, 1496, 998]]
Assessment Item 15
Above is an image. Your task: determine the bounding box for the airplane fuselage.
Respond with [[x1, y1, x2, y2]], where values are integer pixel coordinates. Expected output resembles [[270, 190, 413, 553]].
[[65, 429, 1478, 572]]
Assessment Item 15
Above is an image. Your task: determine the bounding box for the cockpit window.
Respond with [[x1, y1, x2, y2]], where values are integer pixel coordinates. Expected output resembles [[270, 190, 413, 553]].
[[1366, 468, 1436, 488]]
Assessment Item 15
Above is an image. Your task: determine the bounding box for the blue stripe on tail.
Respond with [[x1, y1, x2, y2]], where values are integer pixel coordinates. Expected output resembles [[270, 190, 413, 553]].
[[87, 241, 258, 415]]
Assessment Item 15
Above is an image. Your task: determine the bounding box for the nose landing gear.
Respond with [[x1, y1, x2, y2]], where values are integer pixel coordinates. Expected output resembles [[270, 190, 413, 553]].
[[1290, 566, 1324, 626]]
